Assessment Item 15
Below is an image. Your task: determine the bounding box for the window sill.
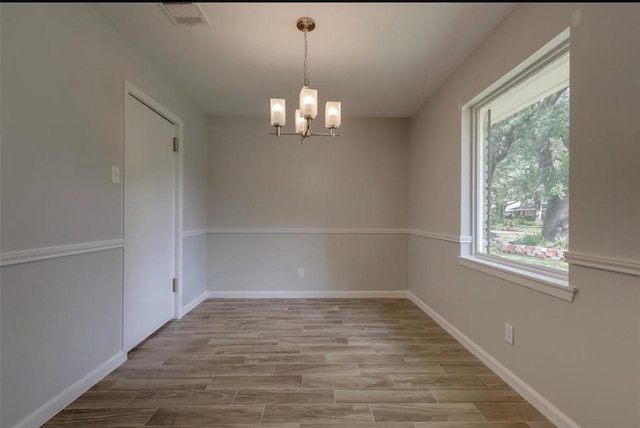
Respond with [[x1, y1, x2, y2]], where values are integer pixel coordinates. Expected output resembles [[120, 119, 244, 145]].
[[458, 255, 577, 302]]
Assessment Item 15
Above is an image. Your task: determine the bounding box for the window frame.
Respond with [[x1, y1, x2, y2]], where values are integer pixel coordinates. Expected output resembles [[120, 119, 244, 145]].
[[460, 32, 577, 302]]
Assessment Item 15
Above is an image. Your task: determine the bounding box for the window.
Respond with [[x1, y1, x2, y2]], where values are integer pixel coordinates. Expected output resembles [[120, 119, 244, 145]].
[[462, 33, 575, 300]]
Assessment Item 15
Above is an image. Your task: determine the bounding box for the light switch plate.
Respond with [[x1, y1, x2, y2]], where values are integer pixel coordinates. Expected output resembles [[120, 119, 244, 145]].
[[504, 322, 514, 345], [112, 166, 121, 183]]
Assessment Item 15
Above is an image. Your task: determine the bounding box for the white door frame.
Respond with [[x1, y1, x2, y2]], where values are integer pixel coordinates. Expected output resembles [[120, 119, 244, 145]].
[[122, 81, 184, 352]]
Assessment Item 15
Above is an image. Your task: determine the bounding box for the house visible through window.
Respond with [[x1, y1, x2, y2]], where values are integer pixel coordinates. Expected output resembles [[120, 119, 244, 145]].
[[472, 41, 570, 275]]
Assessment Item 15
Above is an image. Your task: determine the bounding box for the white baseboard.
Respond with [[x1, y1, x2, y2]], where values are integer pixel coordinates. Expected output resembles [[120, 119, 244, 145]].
[[179, 291, 208, 317], [206, 290, 408, 299], [12, 351, 126, 428], [407, 291, 580, 428]]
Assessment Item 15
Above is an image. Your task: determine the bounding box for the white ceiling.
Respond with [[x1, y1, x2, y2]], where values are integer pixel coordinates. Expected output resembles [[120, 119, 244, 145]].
[[94, 2, 518, 118]]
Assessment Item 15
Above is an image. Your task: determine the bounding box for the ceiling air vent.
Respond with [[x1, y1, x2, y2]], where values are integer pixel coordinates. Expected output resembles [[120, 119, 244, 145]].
[[159, 3, 211, 26]]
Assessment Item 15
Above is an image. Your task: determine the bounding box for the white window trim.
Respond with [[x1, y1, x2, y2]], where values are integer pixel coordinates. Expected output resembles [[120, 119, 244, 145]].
[[459, 255, 576, 302], [460, 29, 576, 303]]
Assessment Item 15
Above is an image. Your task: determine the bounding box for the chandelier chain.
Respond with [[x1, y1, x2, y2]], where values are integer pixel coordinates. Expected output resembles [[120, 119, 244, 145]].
[[303, 29, 309, 87]]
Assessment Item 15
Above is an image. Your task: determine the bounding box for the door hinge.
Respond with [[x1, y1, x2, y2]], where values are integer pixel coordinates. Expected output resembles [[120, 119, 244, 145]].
[[173, 137, 179, 152], [172, 278, 177, 293]]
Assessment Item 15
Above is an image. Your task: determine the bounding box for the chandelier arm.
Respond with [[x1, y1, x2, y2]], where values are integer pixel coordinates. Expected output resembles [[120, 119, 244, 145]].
[[309, 132, 341, 137], [270, 131, 305, 136], [270, 132, 341, 137]]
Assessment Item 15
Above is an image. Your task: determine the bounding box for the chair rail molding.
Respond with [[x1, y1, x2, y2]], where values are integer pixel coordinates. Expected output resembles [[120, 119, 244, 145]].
[[207, 228, 408, 235], [407, 228, 471, 244], [0, 239, 125, 267], [182, 229, 209, 237], [565, 251, 640, 277], [206, 228, 471, 245]]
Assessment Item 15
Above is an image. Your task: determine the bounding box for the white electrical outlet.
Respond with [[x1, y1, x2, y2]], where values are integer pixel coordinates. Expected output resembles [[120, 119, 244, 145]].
[[504, 322, 514, 345], [297, 268, 304, 278]]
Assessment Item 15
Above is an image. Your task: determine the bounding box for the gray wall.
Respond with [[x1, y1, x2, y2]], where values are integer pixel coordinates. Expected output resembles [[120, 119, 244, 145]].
[[408, 3, 640, 427], [209, 233, 408, 294], [182, 96, 209, 306], [1, 251, 123, 426], [183, 233, 208, 304], [207, 116, 409, 293], [0, 4, 3, 424], [0, 3, 208, 427]]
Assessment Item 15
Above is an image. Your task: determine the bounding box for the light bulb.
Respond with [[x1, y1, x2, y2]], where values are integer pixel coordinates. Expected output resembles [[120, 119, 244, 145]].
[[299, 87, 318, 119], [270, 99, 286, 126], [295, 109, 307, 134], [325, 101, 341, 128]]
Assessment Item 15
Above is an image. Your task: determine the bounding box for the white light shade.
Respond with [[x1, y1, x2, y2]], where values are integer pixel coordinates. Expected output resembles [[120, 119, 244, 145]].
[[295, 109, 307, 134], [270, 98, 286, 126], [299, 86, 318, 119], [325, 102, 341, 128]]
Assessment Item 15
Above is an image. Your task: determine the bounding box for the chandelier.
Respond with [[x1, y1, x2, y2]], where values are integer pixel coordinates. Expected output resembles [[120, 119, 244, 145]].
[[270, 17, 342, 143]]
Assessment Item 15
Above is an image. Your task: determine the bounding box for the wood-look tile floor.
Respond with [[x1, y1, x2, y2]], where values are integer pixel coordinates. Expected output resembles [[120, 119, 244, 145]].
[[44, 298, 555, 427]]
